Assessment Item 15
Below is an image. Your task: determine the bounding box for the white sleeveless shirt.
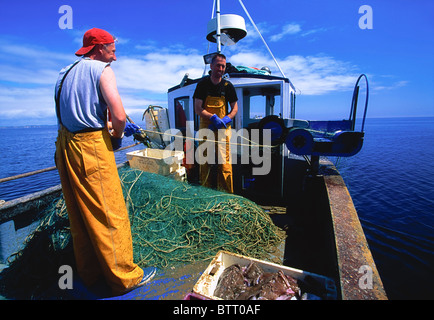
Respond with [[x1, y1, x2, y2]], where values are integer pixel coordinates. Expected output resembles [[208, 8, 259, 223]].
[[55, 58, 109, 133]]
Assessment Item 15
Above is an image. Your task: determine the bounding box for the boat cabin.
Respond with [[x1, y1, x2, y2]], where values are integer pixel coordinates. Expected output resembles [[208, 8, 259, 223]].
[[168, 70, 296, 135]]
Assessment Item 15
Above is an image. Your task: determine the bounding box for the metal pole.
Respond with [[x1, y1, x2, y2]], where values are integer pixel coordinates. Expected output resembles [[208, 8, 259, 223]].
[[216, 0, 221, 53]]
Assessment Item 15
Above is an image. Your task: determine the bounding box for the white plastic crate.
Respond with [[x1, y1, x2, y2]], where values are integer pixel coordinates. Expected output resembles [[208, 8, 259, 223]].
[[126, 148, 184, 176], [193, 250, 337, 300]]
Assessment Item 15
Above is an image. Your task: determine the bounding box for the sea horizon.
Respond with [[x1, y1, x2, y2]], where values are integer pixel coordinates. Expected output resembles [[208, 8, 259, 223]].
[[1, 115, 433, 130]]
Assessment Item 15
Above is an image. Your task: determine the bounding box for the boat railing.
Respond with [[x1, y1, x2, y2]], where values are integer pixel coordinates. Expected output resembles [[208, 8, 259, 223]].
[[284, 74, 369, 159], [0, 142, 142, 203]]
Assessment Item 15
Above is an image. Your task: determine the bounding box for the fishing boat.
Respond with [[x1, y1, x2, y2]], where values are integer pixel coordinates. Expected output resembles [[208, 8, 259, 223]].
[[0, 0, 387, 300]]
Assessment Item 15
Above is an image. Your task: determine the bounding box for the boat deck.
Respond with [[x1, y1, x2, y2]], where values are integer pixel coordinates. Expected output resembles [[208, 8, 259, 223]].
[[0, 155, 387, 300]]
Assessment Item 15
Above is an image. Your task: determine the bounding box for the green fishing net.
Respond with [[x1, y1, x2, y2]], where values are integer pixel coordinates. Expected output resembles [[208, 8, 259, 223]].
[[120, 167, 286, 268], [0, 166, 286, 299]]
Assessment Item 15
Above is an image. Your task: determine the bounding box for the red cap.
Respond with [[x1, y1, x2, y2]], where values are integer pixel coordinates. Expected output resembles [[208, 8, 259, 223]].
[[75, 28, 115, 56]]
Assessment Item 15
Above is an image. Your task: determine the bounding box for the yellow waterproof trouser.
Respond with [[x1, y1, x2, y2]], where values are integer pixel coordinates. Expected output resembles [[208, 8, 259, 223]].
[[55, 126, 143, 295], [199, 96, 233, 193]]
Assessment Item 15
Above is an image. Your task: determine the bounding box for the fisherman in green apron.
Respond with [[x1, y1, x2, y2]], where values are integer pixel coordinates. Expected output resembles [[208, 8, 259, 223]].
[[193, 53, 238, 193]]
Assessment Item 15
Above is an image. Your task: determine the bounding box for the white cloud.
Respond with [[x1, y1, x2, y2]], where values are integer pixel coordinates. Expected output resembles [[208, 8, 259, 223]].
[[119, 92, 166, 119], [1, 36, 400, 124], [301, 27, 328, 37], [229, 51, 358, 95], [0, 43, 72, 63], [230, 52, 271, 68], [369, 79, 408, 93], [0, 65, 60, 85], [0, 41, 208, 122], [112, 53, 204, 93], [0, 44, 360, 122], [0, 86, 54, 119], [280, 55, 358, 95], [270, 23, 302, 42], [0, 42, 73, 86]]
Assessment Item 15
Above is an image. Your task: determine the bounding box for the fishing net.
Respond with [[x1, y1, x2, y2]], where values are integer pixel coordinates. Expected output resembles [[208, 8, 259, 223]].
[[120, 167, 286, 268], [0, 166, 286, 299], [0, 197, 73, 299]]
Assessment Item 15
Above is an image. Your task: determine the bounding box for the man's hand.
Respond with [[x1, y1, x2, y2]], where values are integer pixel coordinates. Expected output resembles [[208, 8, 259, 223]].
[[209, 114, 226, 130], [124, 123, 140, 137], [222, 115, 232, 126]]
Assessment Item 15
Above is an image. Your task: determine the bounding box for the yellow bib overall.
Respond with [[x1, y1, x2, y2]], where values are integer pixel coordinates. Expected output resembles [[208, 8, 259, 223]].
[[55, 126, 143, 295], [199, 95, 233, 193]]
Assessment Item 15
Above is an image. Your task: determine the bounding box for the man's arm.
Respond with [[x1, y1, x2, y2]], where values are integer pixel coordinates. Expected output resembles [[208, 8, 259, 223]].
[[100, 66, 126, 138], [227, 101, 238, 119]]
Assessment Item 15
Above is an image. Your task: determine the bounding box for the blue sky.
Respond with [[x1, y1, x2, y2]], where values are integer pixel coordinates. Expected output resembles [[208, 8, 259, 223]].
[[0, 0, 433, 126]]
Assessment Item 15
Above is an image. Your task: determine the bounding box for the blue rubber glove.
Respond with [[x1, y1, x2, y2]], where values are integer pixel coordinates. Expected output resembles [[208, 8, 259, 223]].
[[209, 114, 226, 130], [222, 115, 232, 126], [110, 136, 122, 150], [124, 123, 140, 137]]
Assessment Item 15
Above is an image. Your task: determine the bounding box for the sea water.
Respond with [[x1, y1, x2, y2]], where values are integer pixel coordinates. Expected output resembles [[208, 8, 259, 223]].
[[0, 117, 433, 299], [335, 117, 434, 299]]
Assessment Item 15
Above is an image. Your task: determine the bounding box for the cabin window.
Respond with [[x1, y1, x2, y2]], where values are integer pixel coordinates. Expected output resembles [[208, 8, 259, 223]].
[[250, 95, 266, 119], [273, 95, 281, 117], [174, 97, 188, 134], [242, 85, 282, 128], [249, 95, 281, 119], [247, 95, 281, 124]]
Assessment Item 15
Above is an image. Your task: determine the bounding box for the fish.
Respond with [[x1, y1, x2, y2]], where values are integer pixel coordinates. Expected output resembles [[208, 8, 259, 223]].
[[214, 262, 302, 300], [213, 264, 247, 300], [243, 261, 264, 286], [250, 270, 298, 300]]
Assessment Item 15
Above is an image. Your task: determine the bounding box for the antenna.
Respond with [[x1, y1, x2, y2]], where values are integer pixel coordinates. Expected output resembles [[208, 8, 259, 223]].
[[206, 1, 247, 52], [238, 0, 286, 78]]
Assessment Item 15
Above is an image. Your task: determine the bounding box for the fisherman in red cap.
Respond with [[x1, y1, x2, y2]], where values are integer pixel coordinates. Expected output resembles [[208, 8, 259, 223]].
[[54, 28, 156, 296]]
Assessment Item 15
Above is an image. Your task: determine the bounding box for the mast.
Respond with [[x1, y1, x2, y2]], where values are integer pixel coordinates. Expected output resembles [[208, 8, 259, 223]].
[[216, 0, 221, 53]]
